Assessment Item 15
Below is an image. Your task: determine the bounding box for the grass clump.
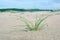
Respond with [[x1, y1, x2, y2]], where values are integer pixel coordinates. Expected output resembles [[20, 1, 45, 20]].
[[19, 14, 52, 31]]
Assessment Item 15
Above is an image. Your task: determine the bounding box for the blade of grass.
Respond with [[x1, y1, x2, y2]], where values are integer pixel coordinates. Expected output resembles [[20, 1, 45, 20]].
[[35, 14, 52, 30], [19, 16, 33, 29]]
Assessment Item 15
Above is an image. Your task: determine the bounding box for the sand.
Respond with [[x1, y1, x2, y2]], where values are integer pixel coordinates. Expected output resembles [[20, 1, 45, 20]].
[[0, 11, 60, 40]]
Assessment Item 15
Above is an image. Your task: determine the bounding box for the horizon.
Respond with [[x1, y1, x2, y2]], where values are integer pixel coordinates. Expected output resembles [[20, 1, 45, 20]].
[[0, 8, 60, 10]]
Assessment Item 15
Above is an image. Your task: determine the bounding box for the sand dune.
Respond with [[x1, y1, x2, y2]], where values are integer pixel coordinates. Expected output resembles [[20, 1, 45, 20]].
[[0, 12, 60, 40]]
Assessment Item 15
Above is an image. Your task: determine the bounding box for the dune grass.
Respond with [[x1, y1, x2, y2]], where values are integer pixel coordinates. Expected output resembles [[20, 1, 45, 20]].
[[19, 14, 52, 31]]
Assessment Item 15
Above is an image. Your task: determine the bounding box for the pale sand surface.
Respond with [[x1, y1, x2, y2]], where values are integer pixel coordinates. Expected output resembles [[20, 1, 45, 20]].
[[0, 12, 60, 40]]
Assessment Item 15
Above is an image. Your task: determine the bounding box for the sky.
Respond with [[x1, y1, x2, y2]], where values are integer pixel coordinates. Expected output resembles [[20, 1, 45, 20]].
[[0, 0, 60, 9]]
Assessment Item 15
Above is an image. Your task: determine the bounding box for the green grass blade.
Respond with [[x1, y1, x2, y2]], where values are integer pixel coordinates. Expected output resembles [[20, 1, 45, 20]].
[[35, 14, 52, 29], [19, 16, 32, 29]]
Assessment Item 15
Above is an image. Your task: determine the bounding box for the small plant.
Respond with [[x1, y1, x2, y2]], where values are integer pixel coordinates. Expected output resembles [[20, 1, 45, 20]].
[[19, 14, 52, 31]]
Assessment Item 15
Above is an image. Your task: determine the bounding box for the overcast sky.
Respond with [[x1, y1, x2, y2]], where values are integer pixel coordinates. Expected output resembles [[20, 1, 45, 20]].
[[0, 0, 60, 9]]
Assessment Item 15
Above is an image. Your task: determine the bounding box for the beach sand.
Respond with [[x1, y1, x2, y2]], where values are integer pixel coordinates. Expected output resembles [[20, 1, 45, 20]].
[[0, 11, 60, 40]]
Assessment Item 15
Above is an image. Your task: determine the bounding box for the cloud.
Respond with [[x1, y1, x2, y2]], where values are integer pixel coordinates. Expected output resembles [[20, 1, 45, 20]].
[[52, 0, 60, 3], [0, 0, 60, 9]]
